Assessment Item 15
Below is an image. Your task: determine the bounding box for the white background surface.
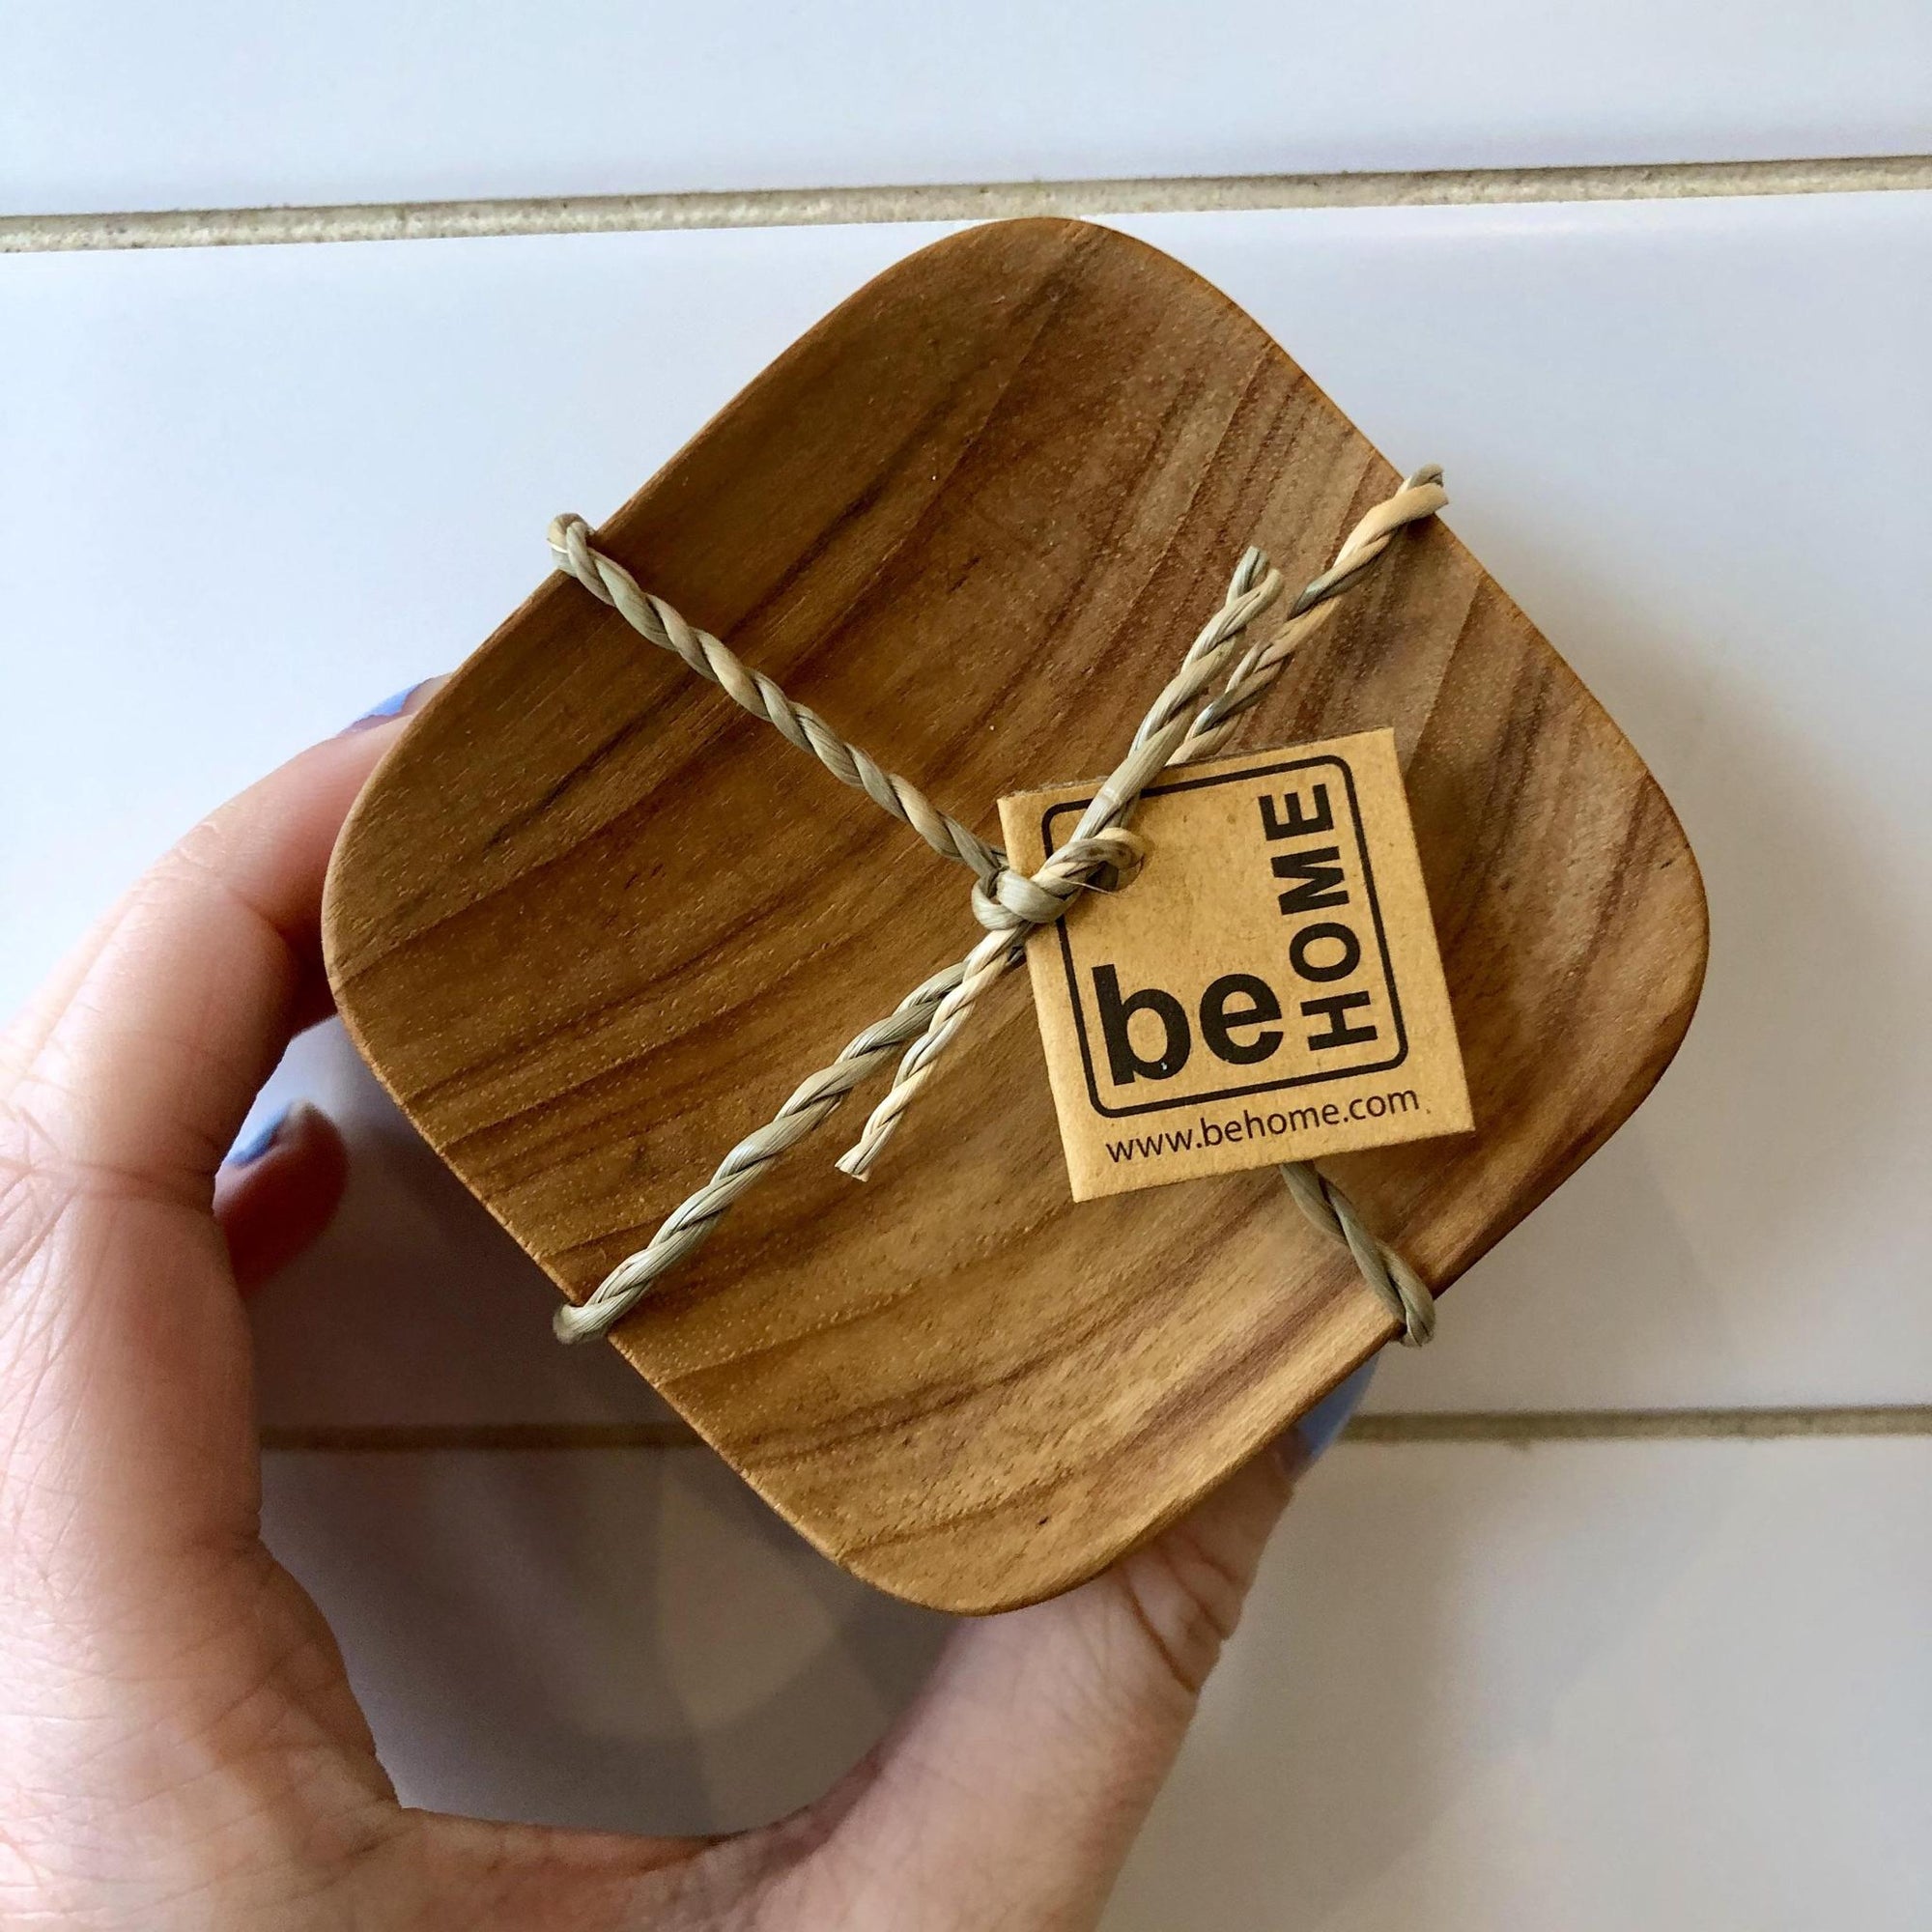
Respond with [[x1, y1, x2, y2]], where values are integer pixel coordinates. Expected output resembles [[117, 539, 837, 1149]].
[[6, 1, 1932, 212], [4, 17, 1930, 1929]]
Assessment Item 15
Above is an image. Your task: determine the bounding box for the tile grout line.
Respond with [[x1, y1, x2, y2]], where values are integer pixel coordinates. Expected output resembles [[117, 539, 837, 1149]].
[[7, 154, 1930, 254], [259, 1407, 1932, 1453], [1343, 1406, 1932, 1444]]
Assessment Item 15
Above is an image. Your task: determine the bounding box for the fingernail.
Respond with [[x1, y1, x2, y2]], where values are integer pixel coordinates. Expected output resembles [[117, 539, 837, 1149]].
[[343, 675, 446, 731], [1279, 1358, 1378, 1472], [227, 1102, 294, 1167]]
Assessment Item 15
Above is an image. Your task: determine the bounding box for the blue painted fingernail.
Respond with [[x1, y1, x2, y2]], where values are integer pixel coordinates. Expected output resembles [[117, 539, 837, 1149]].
[[344, 683, 420, 730], [344, 675, 448, 731], [1293, 1358, 1378, 1464], [227, 1103, 292, 1167]]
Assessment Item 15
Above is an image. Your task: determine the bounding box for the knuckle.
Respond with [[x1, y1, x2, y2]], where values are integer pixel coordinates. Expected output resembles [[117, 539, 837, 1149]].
[[0, 1105, 76, 1292], [1117, 1520, 1254, 1701]]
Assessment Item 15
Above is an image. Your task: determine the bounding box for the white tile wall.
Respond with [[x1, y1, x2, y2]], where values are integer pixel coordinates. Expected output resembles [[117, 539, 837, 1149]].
[[6, 23, 1930, 1922], [1110, 1440, 1932, 1931], [0, 226, 927, 954], [262, 1435, 1932, 1924], [8, 198, 1927, 1419], [1118, 195, 1932, 1418], [7, 2, 1931, 214]]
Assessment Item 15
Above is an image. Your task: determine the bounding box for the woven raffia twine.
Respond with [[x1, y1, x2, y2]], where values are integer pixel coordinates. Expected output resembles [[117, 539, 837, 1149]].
[[546, 469, 1447, 1350]]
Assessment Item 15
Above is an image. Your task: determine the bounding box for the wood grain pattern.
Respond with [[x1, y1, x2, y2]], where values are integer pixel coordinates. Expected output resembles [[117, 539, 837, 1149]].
[[323, 218, 1707, 1612]]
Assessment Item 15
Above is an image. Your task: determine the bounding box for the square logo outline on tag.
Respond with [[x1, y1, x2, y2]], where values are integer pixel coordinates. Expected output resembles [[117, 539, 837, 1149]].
[[1040, 751, 1411, 1121]]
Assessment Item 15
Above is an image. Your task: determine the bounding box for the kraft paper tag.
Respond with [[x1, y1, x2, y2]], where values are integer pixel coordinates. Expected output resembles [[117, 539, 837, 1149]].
[[998, 728, 1472, 1201]]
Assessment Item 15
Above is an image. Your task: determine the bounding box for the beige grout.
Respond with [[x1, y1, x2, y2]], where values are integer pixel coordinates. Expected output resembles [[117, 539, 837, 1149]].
[[6, 154, 1929, 254], [262, 1422, 706, 1453], [258, 1407, 1932, 1453], [1343, 1406, 1932, 1444]]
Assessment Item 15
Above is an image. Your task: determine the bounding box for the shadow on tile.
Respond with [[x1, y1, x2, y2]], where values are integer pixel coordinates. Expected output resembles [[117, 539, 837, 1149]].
[[263, 1444, 950, 1835], [249, 1022, 673, 1428]]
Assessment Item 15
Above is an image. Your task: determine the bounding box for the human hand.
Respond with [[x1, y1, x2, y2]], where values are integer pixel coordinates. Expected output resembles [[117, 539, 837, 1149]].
[[0, 689, 1347, 1930]]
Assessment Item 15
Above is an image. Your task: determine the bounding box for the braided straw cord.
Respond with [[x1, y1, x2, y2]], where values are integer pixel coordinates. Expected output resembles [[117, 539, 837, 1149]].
[[1176, 467, 1446, 765], [548, 516, 1005, 884], [1278, 1162, 1436, 1345], [548, 551, 1279, 1345], [551, 472, 1445, 1346], [838, 469, 1448, 1178], [554, 962, 966, 1336], [832, 550, 1284, 1178]]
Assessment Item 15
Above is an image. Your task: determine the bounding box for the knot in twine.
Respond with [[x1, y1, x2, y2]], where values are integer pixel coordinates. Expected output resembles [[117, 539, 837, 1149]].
[[967, 830, 1146, 935], [832, 548, 1283, 1180], [546, 469, 1447, 1350]]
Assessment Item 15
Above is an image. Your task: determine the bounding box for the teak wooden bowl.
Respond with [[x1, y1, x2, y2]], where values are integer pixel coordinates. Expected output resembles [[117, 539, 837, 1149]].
[[324, 218, 1708, 1612]]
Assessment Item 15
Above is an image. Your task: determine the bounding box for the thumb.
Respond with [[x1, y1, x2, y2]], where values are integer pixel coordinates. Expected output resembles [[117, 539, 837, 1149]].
[[806, 1442, 1299, 1931], [0, 687, 435, 1559]]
